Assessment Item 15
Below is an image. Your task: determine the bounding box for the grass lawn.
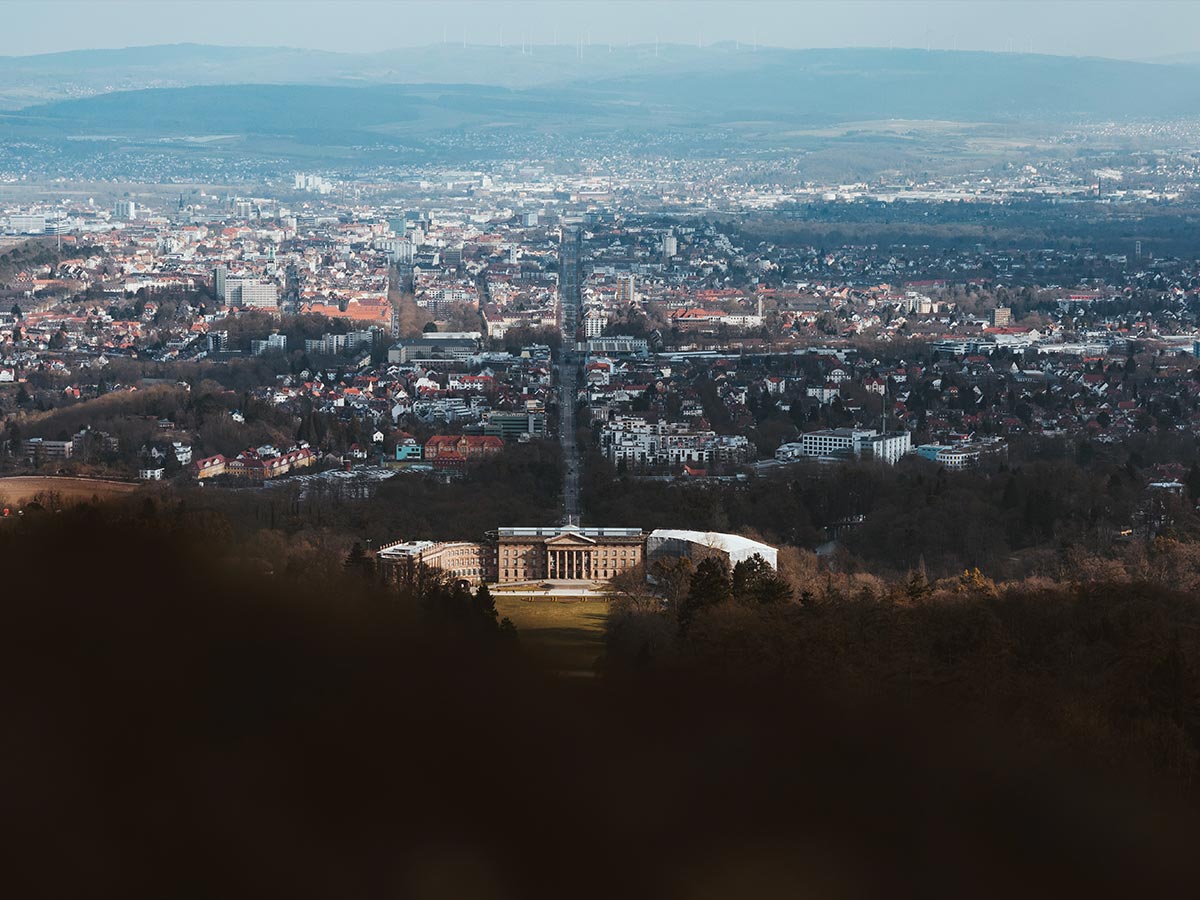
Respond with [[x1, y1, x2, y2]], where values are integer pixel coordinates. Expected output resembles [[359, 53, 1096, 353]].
[[495, 596, 610, 677], [0, 475, 138, 507]]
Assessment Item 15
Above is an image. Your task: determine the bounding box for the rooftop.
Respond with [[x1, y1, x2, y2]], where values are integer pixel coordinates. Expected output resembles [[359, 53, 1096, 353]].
[[497, 526, 643, 538]]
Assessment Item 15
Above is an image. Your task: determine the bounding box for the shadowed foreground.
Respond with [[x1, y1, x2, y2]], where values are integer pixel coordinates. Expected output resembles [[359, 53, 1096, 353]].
[[3, 506, 1199, 898]]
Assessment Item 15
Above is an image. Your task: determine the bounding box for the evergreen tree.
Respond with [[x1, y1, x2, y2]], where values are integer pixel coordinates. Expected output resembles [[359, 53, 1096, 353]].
[[343, 542, 375, 581], [730, 554, 792, 606], [472, 582, 499, 629], [1187, 463, 1200, 503], [679, 557, 732, 631], [905, 558, 933, 603]]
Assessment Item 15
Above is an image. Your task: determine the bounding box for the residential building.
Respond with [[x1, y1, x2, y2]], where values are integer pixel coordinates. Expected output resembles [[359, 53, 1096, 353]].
[[225, 447, 315, 480], [22, 437, 73, 460], [250, 333, 288, 356], [232, 281, 279, 310], [600, 417, 751, 468], [583, 308, 608, 338], [192, 454, 227, 479], [423, 434, 504, 472]]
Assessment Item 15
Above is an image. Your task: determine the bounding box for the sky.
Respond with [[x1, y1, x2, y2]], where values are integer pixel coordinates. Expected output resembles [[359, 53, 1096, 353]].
[[4, 0, 1200, 61]]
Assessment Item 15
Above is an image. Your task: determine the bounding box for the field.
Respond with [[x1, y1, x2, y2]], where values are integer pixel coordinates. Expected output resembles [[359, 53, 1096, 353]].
[[0, 475, 139, 507], [494, 596, 609, 677]]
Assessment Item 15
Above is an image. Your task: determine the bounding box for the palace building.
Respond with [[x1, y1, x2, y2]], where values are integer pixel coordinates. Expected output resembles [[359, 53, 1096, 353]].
[[375, 525, 775, 589], [376, 540, 495, 584], [493, 526, 644, 584]]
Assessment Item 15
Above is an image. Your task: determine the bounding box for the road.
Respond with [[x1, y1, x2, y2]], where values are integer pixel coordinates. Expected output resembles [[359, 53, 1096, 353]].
[[558, 226, 583, 526], [558, 354, 580, 525]]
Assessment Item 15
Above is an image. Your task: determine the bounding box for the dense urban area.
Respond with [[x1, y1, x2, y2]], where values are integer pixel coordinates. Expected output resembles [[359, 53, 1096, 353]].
[[7, 154, 1200, 565]]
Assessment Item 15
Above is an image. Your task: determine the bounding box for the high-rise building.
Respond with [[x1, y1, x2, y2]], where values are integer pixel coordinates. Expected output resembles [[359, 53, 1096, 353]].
[[374, 238, 414, 265], [583, 308, 608, 338], [617, 273, 636, 305], [662, 233, 678, 258], [114, 200, 137, 221], [235, 282, 279, 310], [213, 266, 228, 301], [993, 306, 1012, 327]]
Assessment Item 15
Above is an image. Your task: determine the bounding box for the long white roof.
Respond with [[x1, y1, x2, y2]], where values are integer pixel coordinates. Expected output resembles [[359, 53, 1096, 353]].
[[646, 529, 777, 565]]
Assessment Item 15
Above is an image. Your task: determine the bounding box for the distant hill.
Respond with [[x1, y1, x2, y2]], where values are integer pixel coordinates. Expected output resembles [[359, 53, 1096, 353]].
[[1145, 51, 1200, 66], [2, 42, 1200, 123], [0, 42, 776, 109], [4, 45, 1200, 170]]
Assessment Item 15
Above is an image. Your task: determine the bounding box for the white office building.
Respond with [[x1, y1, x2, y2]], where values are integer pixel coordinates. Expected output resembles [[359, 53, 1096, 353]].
[[234, 281, 279, 310], [7, 214, 46, 234], [776, 428, 911, 465]]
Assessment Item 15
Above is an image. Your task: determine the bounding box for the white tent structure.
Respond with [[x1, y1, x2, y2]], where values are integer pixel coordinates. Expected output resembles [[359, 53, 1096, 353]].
[[645, 530, 778, 571]]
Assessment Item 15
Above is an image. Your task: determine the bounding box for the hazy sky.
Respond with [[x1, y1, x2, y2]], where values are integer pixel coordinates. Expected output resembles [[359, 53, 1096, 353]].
[[4, 0, 1200, 61]]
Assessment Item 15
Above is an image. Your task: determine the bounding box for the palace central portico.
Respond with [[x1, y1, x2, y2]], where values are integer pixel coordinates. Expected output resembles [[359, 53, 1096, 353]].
[[494, 525, 644, 584]]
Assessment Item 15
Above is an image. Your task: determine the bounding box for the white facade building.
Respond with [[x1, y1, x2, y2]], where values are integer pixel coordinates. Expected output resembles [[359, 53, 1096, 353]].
[[776, 428, 911, 465], [234, 281, 279, 310], [600, 417, 751, 469]]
